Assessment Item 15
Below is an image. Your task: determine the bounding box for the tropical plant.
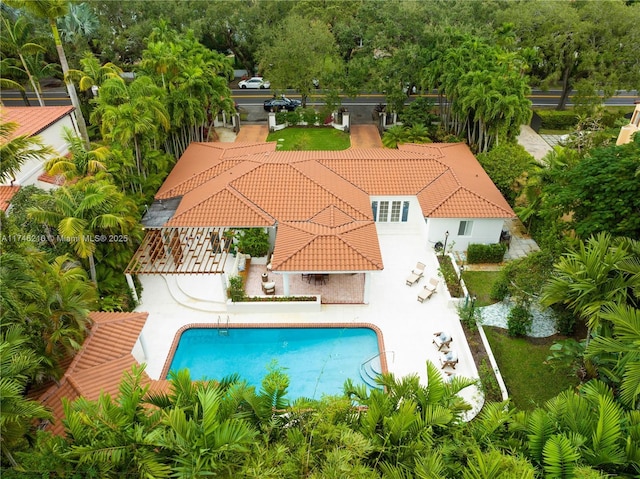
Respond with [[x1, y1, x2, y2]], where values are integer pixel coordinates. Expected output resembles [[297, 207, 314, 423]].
[[44, 126, 110, 180], [6, 0, 91, 146], [27, 178, 139, 286], [91, 75, 170, 180], [62, 365, 171, 478], [0, 16, 46, 106], [0, 326, 52, 468], [541, 233, 639, 341], [381, 125, 408, 149], [235, 228, 270, 257], [0, 120, 55, 183], [586, 304, 640, 409]]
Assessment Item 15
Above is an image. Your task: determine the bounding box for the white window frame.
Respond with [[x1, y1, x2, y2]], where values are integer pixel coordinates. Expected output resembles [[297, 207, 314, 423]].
[[458, 220, 473, 236]]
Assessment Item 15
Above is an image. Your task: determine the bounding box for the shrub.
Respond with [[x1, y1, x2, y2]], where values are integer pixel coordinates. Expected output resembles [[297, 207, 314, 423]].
[[437, 255, 464, 297], [507, 303, 532, 337], [478, 359, 502, 402], [285, 110, 301, 125], [457, 300, 482, 331], [535, 110, 579, 130], [275, 111, 287, 125], [490, 274, 510, 302], [300, 107, 319, 125], [236, 228, 270, 257], [466, 243, 507, 264], [228, 276, 245, 302]]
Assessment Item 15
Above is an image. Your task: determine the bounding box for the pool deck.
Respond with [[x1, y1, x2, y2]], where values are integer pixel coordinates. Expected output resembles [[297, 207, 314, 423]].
[[134, 230, 482, 412]]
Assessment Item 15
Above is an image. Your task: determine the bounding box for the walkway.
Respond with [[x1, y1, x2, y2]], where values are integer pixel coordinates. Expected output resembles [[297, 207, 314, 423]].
[[235, 124, 269, 142], [350, 124, 383, 148]]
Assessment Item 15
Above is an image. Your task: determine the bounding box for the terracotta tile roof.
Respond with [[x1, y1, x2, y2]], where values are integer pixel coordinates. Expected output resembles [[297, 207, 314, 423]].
[[37, 172, 66, 186], [38, 311, 160, 436], [271, 221, 383, 271], [156, 142, 275, 199], [0, 185, 20, 211], [0, 106, 75, 139], [145, 140, 514, 273]]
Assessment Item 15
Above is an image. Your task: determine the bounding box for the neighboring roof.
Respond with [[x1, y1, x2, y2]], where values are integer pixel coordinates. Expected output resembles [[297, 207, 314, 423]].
[[143, 140, 514, 273], [0, 106, 75, 139], [37, 311, 163, 436], [0, 185, 20, 211]]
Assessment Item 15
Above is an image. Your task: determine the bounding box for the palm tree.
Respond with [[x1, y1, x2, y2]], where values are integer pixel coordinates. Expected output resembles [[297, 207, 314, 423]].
[[45, 126, 110, 180], [345, 361, 475, 470], [27, 179, 138, 285], [0, 326, 52, 467], [62, 365, 171, 478], [586, 304, 640, 409], [91, 76, 170, 178], [6, 0, 91, 147], [512, 380, 639, 475], [149, 370, 259, 478], [541, 233, 638, 341], [0, 119, 55, 183], [65, 51, 123, 96], [0, 16, 46, 106], [382, 125, 409, 149], [38, 254, 98, 365]]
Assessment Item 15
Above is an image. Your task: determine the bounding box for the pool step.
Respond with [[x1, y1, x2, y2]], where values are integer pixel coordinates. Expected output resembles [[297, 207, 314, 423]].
[[360, 359, 382, 389]]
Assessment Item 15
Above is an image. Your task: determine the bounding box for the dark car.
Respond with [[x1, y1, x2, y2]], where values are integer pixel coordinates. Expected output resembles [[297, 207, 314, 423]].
[[263, 96, 302, 112]]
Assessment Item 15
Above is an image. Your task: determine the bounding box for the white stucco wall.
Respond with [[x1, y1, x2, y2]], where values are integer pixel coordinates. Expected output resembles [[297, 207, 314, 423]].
[[425, 218, 506, 252], [9, 114, 77, 188]]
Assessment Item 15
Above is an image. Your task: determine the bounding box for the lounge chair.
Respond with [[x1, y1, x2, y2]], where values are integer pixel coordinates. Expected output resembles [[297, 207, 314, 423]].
[[417, 278, 439, 302], [439, 350, 458, 369], [433, 331, 452, 351], [405, 262, 426, 286]]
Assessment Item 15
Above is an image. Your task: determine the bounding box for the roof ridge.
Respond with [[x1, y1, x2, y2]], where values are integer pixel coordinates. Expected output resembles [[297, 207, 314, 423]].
[[291, 160, 372, 219]]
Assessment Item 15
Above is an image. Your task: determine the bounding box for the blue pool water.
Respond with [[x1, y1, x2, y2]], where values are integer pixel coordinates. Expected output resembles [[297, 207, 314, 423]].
[[168, 327, 381, 399]]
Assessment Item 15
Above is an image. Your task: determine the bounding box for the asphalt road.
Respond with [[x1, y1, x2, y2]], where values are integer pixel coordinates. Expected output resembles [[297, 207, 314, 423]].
[[2, 88, 637, 125]]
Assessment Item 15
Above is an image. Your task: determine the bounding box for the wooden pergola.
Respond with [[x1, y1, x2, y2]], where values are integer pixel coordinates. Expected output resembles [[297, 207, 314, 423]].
[[125, 226, 231, 275]]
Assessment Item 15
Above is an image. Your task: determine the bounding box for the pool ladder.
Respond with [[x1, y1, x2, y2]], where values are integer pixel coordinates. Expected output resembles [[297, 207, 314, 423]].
[[217, 315, 229, 336]]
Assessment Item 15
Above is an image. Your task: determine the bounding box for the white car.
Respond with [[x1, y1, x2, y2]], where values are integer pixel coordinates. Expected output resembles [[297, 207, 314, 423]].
[[238, 77, 271, 89]]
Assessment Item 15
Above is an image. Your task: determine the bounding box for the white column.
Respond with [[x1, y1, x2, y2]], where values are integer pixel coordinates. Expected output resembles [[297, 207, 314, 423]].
[[126, 273, 139, 302], [268, 111, 277, 132], [363, 272, 371, 304], [283, 273, 290, 296]]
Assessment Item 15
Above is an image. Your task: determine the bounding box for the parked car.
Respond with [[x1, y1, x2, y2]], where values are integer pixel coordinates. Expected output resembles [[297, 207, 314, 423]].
[[263, 96, 302, 112], [238, 77, 271, 89]]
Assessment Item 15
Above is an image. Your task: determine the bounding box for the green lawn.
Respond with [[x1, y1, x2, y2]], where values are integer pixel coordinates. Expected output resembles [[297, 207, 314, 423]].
[[266, 127, 350, 150], [461, 271, 502, 307], [483, 327, 579, 410]]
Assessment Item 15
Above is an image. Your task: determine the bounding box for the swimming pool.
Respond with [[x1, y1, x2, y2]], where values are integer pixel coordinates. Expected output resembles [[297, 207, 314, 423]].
[[165, 324, 385, 399]]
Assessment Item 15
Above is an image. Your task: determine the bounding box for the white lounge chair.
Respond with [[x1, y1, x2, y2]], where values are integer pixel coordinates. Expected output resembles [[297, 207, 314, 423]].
[[440, 350, 458, 369], [406, 262, 426, 286], [417, 278, 439, 302], [433, 332, 452, 351]]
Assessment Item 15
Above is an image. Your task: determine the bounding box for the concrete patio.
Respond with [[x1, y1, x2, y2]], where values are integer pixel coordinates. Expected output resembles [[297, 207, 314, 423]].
[[133, 229, 483, 413]]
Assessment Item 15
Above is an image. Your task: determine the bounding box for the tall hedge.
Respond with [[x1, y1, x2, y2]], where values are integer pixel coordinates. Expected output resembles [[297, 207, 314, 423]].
[[467, 243, 507, 264], [535, 110, 579, 130]]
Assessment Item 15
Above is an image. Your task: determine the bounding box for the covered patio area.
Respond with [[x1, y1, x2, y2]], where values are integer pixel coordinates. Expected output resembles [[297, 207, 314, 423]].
[[245, 263, 366, 304]]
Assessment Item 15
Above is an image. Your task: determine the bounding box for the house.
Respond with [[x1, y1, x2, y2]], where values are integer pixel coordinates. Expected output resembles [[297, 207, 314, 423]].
[[125, 140, 514, 303], [0, 106, 79, 210], [616, 100, 640, 145]]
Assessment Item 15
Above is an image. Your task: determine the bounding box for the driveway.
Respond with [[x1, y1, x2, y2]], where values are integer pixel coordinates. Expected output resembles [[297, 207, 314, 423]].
[[235, 125, 269, 142], [350, 125, 383, 148]]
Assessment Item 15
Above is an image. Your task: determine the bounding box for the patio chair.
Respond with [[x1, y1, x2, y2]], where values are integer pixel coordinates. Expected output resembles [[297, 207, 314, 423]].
[[432, 331, 452, 351], [405, 262, 426, 286], [417, 278, 439, 302], [262, 281, 276, 295], [439, 350, 458, 369]]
